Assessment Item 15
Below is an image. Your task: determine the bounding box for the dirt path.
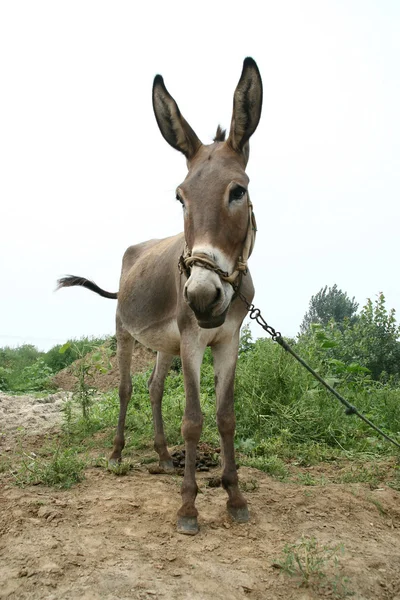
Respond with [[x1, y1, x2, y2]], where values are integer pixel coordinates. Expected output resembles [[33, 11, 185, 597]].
[[0, 392, 71, 436], [1, 394, 400, 599]]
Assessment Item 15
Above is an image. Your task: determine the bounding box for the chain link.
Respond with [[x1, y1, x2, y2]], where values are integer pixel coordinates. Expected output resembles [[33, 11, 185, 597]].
[[234, 287, 282, 340]]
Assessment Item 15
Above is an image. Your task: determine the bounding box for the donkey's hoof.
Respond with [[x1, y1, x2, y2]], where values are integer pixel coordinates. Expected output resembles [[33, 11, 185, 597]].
[[228, 505, 249, 523], [177, 516, 199, 535], [159, 459, 175, 473], [107, 458, 121, 470]]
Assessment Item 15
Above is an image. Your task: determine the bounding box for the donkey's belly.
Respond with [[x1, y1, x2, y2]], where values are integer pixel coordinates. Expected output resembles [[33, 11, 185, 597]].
[[124, 316, 181, 356]]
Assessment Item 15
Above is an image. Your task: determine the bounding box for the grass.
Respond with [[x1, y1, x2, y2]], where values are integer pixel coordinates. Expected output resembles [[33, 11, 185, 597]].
[[12, 446, 87, 489], [274, 536, 353, 597], [3, 336, 400, 492], [337, 464, 387, 488], [239, 454, 289, 480], [21, 337, 399, 491], [295, 472, 327, 486]]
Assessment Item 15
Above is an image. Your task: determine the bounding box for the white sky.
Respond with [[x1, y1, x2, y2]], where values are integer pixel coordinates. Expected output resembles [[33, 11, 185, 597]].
[[1, 1, 399, 351]]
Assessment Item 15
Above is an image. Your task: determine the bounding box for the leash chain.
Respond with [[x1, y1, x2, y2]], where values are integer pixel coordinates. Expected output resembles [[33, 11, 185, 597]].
[[233, 284, 400, 451]]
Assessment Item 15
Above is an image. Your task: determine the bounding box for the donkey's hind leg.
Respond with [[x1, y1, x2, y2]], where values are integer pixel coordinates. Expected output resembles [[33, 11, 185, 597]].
[[109, 317, 134, 466], [148, 352, 174, 471]]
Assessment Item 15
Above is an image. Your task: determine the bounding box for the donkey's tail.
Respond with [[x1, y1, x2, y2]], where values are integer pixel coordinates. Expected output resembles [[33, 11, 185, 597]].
[[56, 275, 118, 299]]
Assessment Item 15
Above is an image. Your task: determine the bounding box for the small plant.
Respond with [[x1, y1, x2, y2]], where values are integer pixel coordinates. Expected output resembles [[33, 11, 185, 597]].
[[107, 460, 134, 476], [275, 536, 352, 597], [366, 495, 387, 516], [239, 454, 288, 480], [240, 478, 259, 492], [337, 464, 386, 489], [239, 323, 254, 355], [18, 359, 54, 392], [60, 341, 112, 420], [0, 366, 11, 390], [296, 472, 325, 486], [13, 446, 86, 488]]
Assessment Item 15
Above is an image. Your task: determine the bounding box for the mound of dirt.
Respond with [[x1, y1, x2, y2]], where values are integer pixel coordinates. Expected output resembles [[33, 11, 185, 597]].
[[0, 392, 71, 442], [0, 391, 71, 435], [51, 343, 155, 392]]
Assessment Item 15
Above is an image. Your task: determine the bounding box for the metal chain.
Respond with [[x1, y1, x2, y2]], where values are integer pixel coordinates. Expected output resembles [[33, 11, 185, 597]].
[[233, 285, 400, 451], [235, 288, 282, 341]]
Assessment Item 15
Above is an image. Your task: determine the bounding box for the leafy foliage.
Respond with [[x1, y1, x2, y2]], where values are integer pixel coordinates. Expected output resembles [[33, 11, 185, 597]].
[[44, 336, 111, 372], [300, 284, 358, 333], [340, 293, 400, 380], [275, 536, 350, 596], [13, 447, 86, 488], [18, 359, 54, 391], [300, 293, 400, 382], [0, 344, 44, 391], [60, 340, 112, 419], [0, 336, 112, 392]]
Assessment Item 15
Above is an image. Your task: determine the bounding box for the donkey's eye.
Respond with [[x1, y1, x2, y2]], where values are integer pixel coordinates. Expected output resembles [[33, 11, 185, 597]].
[[229, 186, 247, 203]]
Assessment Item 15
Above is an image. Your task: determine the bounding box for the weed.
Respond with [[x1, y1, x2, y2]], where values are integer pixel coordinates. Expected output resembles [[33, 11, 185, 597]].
[[60, 341, 112, 420], [366, 495, 388, 516], [239, 478, 259, 492], [0, 455, 11, 474], [296, 472, 327, 486], [275, 536, 352, 597], [13, 446, 86, 488], [337, 464, 386, 488], [107, 460, 135, 476], [239, 455, 288, 480]]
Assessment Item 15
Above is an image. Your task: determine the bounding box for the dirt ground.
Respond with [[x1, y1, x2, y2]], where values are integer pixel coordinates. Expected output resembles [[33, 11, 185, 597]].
[[1, 393, 400, 600]]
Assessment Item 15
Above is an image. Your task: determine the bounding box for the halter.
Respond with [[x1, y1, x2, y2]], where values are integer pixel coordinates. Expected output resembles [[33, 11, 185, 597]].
[[178, 199, 257, 288]]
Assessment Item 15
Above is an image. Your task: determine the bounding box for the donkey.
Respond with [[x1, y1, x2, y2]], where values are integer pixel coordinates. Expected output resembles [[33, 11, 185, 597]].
[[57, 57, 263, 535]]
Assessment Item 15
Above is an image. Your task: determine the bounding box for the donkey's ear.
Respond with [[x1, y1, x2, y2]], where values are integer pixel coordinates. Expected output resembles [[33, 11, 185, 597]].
[[227, 57, 263, 155], [152, 75, 202, 160]]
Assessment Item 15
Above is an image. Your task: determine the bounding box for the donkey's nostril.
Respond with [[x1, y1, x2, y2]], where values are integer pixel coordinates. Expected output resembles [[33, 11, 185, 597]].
[[211, 287, 222, 307]]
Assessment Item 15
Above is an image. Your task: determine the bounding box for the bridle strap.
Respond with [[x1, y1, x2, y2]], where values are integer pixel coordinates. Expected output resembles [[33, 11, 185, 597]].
[[178, 200, 257, 286]]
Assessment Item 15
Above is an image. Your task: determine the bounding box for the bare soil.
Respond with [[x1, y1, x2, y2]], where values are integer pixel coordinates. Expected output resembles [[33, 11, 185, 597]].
[[0, 392, 71, 437], [1, 393, 400, 600]]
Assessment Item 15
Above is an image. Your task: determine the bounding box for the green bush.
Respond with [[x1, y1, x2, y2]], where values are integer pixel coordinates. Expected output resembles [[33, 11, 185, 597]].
[[44, 335, 111, 372], [15, 359, 54, 392]]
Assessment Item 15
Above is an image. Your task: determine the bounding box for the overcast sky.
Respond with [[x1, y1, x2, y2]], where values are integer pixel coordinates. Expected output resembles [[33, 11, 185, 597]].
[[1, 1, 399, 351]]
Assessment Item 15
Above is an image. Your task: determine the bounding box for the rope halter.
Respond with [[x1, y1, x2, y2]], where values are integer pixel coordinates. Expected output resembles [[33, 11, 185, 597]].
[[178, 199, 257, 286]]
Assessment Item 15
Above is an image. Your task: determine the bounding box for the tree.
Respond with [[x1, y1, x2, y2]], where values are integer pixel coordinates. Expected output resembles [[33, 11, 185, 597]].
[[300, 285, 358, 334], [341, 293, 400, 380], [300, 292, 400, 382]]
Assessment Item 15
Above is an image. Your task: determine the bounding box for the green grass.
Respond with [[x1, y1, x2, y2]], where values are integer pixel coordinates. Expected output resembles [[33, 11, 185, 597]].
[[274, 536, 353, 597], [37, 337, 400, 490], [336, 464, 387, 488], [12, 446, 87, 488], [239, 454, 289, 479], [4, 335, 400, 491]]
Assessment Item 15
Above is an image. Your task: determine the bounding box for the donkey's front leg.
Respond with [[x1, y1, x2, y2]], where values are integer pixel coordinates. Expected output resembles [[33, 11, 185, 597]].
[[177, 343, 205, 535], [212, 336, 249, 523]]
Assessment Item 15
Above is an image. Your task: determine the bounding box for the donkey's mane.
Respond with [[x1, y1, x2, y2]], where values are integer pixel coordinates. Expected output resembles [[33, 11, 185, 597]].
[[213, 125, 226, 142]]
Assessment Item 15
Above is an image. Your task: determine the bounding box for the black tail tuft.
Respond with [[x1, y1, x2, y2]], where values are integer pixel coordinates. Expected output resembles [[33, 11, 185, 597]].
[[56, 275, 118, 299]]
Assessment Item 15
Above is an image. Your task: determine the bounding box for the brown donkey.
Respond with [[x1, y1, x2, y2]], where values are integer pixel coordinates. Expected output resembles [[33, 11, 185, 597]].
[[57, 57, 263, 535]]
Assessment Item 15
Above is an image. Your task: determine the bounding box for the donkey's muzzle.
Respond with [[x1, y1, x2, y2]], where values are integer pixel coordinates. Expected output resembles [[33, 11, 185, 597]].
[[184, 276, 228, 328]]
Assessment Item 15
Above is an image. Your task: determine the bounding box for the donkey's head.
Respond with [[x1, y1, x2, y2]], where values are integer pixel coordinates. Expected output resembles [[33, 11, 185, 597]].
[[152, 58, 262, 328]]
